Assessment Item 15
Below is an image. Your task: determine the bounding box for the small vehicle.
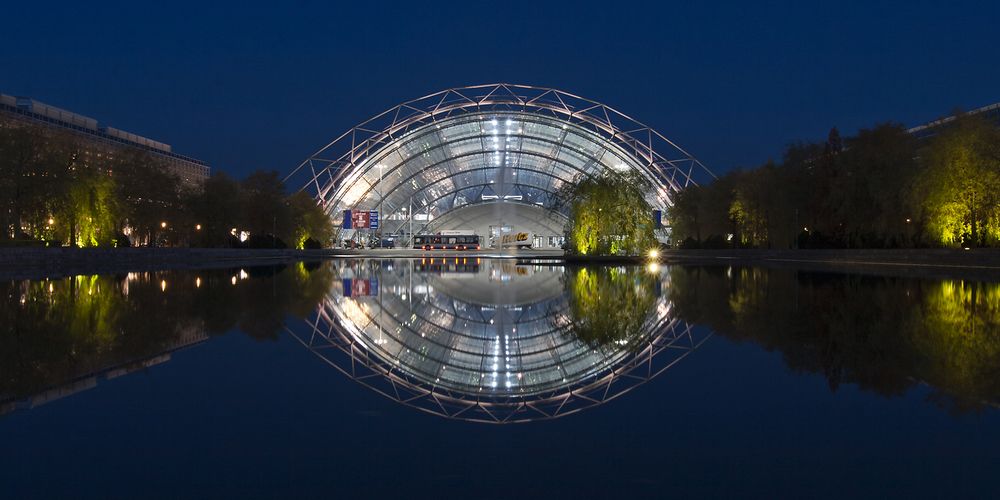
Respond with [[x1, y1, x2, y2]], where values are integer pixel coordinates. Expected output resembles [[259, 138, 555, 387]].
[[499, 231, 533, 249], [413, 233, 481, 250]]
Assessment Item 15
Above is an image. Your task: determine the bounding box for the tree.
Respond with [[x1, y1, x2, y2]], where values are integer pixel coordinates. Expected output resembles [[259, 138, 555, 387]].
[[287, 191, 333, 248], [240, 170, 293, 246], [558, 170, 657, 256], [188, 172, 242, 247], [114, 151, 182, 246], [0, 125, 67, 240], [913, 113, 1000, 247], [667, 186, 702, 246]]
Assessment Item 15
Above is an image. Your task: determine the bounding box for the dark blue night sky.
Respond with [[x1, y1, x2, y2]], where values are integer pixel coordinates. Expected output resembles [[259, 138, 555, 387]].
[[2, 0, 999, 179]]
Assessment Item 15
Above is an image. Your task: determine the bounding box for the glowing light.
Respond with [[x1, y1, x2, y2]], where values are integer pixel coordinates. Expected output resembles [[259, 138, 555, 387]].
[[195, 224, 202, 230], [47, 218, 54, 225], [160, 280, 167, 292], [231, 276, 237, 285], [195, 277, 201, 288], [647, 248, 659, 260], [160, 221, 167, 229]]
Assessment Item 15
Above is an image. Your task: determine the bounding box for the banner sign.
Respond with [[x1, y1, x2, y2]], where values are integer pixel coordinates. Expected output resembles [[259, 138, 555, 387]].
[[343, 210, 379, 229]]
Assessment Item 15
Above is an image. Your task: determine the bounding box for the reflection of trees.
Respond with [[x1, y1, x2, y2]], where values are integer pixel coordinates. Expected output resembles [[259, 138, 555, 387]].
[[562, 266, 658, 348], [0, 262, 334, 404], [668, 266, 1000, 413]]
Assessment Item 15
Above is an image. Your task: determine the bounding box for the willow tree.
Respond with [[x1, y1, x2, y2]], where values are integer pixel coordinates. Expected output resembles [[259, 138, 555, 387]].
[[913, 113, 1000, 247], [558, 170, 657, 256]]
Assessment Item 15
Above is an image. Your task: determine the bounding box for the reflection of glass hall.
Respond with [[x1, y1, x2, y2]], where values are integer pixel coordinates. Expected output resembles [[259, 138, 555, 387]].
[[285, 84, 714, 245], [290, 260, 709, 423]]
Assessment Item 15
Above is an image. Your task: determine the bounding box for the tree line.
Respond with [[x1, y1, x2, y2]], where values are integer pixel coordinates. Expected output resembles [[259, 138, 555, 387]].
[[668, 113, 1000, 248], [0, 124, 332, 248]]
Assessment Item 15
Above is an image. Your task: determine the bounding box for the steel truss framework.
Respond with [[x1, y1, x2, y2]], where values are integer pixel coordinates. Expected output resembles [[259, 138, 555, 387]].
[[286, 265, 712, 424], [285, 84, 715, 235]]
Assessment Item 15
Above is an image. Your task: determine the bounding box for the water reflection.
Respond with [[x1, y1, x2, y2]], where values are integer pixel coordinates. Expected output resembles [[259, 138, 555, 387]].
[[288, 259, 704, 423], [7, 260, 996, 423], [0, 262, 334, 414], [667, 266, 1000, 413]]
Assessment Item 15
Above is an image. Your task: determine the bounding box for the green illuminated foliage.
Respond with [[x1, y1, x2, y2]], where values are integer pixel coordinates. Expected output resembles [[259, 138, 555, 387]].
[[563, 266, 657, 347], [912, 114, 1000, 247], [668, 266, 1000, 413], [63, 167, 120, 247], [288, 191, 334, 249], [559, 171, 657, 256], [0, 263, 335, 402]]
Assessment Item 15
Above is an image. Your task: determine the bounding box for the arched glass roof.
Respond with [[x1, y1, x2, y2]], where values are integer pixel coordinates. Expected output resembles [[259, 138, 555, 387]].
[[285, 84, 715, 228]]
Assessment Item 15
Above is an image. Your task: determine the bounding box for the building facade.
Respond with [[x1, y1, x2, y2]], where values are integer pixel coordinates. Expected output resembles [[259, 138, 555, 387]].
[[907, 101, 1000, 141], [0, 92, 209, 186]]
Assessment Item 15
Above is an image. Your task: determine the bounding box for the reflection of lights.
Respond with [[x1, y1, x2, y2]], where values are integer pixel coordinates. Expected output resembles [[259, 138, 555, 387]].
[[339, 299, 373, 334], [48, 283, 54, 293], [231, 276, 237, 285], [195, 277, 201, 288], [160, 280, 167, 292], [239, 269, 249, 280], [646, 262, 660, 274]]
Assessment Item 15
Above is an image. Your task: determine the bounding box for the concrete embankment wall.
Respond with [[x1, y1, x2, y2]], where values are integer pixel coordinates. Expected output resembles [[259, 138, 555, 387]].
[[0, 248, 344, 280], [661, 248, 1000, 280], [4, 247, 1000, 281]]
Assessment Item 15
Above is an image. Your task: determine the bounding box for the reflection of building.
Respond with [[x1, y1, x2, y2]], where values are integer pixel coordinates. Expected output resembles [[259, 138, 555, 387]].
[[0, 92, 209, 187], [908, 101, 1000, 141], [289, 259, 709, 423], [0, 327, 207, 416]]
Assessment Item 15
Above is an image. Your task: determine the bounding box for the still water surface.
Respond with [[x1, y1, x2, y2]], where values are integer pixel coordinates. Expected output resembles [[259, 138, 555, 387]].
[[1, 259, 999, 498]]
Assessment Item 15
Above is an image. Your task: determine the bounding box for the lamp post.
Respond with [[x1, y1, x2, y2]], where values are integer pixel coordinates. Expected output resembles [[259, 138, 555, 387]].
[[378, 164, 384, 248]]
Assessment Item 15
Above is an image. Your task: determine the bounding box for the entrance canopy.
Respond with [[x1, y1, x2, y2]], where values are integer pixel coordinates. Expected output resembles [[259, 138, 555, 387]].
[[285, 84, 715, 236]]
